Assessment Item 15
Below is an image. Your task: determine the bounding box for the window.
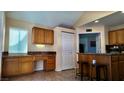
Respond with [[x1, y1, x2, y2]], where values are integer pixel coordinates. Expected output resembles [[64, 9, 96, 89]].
[[9, 27, 28, 53]]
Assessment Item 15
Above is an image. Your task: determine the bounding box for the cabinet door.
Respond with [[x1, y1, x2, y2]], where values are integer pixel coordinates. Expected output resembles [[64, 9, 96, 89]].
[[78, 54, 88, 62], [2, 57, 19, 76], [118, 61, 124, 80], [19, 57, 34, 74], [44, 56, 55, 71], [44, 63, 55, 71], [117, 30, 124, 44], [111, 62, 119, 80], [32, 28, 39, 44], [32, 27, 45, 44], [38, 28, 45, 44], [45, 30, 54, 44], [109, 31, 117, 45]]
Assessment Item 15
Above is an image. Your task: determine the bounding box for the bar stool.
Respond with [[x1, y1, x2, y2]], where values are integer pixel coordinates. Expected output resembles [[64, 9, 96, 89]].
[[78, 61, 90, 81], [75, 61, 80, 78], [90, 63, 108, 81]]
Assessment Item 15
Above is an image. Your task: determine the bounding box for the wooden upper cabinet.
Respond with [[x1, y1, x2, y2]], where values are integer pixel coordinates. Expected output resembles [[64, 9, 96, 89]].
[[32, 27, 45, 44], [117, 29, 124, 44], [109, 31, 117, 45], [45, 30, 54, 44], [109, 29, 124, 45], [32, 27, 54, 45]]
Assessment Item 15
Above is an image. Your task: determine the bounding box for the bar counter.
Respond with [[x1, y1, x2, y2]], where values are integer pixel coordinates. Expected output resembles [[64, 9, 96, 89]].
[[78, 53, 124, 80]]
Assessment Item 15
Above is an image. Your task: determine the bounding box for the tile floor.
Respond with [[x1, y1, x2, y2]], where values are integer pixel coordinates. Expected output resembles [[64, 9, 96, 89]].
[[2, 69, 80, 81]]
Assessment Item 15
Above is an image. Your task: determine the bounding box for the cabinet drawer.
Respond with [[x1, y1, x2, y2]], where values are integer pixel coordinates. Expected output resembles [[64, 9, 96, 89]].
[[47, 61, 54, 64], [45, 63, 55, 70], [111, 56, 118, 62], [3, 57, 18, 62], [19, 57, 34, 62], [47, 59, 55, 63], [119, 55, 124, 61], [35, 56, 43, 61], [47, 55, 55, 59]]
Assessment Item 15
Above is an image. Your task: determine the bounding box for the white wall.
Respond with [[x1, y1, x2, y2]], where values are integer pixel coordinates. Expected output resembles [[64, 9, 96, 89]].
[[5, 17, 55, 52], [76, 24, 107, 53], [54, 27, 76, 71], [5, 18, 76, 72], [0, 12, 5, 52], [109, 24, 124, 31], [0, 11, 5, 80]]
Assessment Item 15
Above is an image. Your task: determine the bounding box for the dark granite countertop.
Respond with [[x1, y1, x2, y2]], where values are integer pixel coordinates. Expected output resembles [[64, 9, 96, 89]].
[[2, 51, 56, 57], [77, 53, 124, 56], [2, 53, 33, 57]]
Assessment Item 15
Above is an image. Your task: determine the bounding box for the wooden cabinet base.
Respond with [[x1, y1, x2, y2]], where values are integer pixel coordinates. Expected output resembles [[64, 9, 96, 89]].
[[44, 63, 55, 71], [2, 56, 34, 77], [2, 53, 56, 77], [2, 59, 19, 77]]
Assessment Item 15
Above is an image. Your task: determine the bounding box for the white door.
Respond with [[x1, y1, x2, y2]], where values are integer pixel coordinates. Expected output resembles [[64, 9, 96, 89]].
[[62, 32, 75, 70]]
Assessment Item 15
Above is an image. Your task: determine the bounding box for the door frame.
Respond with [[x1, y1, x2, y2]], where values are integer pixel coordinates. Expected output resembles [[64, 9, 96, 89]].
[[79, 32, 101, 53], [61, 31, 76, 70]]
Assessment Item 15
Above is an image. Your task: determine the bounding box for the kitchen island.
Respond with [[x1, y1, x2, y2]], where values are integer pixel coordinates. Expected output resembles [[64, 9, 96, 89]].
[[78, 53, 124, 80]]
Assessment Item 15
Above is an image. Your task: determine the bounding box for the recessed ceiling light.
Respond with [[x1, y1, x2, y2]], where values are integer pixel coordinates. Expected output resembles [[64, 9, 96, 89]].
[[94, 20, 99, 23]]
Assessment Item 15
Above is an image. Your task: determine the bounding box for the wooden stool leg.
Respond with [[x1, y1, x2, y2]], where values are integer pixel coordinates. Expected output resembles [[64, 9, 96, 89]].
[[90, 65, 94, 80], [81, 63, 83, 81], [105, 66, 108, 81], [96, 66, 100, 81], [90, 65, 92, 80]]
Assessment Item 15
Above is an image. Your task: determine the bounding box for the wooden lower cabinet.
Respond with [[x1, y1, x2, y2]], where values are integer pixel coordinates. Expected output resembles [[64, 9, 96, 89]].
[[2, 56, 34, 77], [44, 62, 55, 71], [118, 61, 124, 80], [111, 62, 119, 80], [78, 53, 124, 80], [19, 57, 34, 74], [2, 57, 19, 76], [19, 61, 34, 74], [2, 54, 56, 77], [44, 56, 55, 71]]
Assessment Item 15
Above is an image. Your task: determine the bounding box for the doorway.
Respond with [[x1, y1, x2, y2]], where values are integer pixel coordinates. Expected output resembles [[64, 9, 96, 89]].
[[61, 32, 75, 70], [79, 33, 101, 53]]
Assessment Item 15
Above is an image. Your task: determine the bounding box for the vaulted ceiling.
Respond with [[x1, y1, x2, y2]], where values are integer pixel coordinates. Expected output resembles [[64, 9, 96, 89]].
[[6, 11, 84, 28], [85, 11, 124, 27], [6, 11, 117, 28]]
